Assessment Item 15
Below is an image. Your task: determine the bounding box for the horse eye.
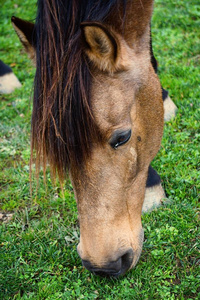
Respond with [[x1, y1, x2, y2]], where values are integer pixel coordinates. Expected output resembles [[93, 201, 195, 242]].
[[109, 129, 131, 149]]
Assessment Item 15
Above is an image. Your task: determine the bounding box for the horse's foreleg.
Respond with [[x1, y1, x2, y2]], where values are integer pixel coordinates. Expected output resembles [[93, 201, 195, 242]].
[[142, 165, 166, 212]]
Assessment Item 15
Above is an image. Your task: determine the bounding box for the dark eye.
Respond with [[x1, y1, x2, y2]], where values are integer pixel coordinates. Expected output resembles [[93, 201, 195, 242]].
[[109, 129, 131, 149]]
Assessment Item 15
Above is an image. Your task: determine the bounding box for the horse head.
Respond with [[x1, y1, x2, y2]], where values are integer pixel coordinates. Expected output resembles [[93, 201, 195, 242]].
[[12, 0, 164, 276]]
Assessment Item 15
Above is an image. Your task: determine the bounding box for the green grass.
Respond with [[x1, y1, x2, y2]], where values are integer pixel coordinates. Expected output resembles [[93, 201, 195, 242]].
[[0, 0, 199, 299]]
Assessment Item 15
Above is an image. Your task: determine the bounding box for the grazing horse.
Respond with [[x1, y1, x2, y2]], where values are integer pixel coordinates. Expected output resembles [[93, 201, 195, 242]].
[[12, 0, 167, 276]]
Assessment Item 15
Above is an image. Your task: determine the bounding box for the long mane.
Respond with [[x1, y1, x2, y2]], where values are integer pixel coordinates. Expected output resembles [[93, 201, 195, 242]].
[[32, 0, 126, 180]]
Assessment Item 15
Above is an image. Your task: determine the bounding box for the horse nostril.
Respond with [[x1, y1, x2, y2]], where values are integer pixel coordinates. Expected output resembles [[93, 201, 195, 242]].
[[120, 248, 134, 275], [82, 249, 134, 277]]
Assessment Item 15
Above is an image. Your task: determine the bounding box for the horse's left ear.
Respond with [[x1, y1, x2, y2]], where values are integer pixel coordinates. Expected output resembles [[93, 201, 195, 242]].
[[81, 22, 130, 73], [11, 16, 36, 62]]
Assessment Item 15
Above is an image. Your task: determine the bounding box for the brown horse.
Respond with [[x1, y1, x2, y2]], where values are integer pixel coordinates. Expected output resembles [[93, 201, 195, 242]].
[[12, 0, 166, 276]]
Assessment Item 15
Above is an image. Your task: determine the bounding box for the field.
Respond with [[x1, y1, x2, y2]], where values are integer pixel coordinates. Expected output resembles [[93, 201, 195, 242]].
[[0, 0, 199, 299]]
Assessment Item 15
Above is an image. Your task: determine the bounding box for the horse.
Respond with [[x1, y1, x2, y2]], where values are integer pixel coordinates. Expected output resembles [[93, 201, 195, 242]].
[[12, 0, 171, 277]]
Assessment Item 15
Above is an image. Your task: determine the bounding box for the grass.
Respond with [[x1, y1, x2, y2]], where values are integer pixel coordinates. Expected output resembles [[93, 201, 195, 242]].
[[0, 0, 199, 299]]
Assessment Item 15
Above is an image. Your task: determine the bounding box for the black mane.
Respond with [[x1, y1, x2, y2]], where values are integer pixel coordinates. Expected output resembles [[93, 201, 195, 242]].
[[32, 0, 126, 179]]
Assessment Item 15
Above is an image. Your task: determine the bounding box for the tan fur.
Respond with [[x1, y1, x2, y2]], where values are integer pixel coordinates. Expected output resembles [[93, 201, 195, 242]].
[[143, 184, 166, 212], [82, 23, 134, 74], [0, 72, 21, 94], [164, 95, 178, 121], [13, 0, 165, 273]]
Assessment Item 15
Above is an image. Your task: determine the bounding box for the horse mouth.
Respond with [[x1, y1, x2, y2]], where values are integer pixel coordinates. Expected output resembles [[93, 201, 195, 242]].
[[78, 228, 144, 277], [82, 248, 134, 277]]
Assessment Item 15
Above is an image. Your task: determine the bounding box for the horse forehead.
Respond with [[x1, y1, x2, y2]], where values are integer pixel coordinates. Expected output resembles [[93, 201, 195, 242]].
[[91, 73, 135, 129]]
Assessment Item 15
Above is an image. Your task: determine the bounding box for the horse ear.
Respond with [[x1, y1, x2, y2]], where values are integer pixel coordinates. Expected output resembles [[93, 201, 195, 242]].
[[11, 16, 36, 62], [81, 22, 127, 73]]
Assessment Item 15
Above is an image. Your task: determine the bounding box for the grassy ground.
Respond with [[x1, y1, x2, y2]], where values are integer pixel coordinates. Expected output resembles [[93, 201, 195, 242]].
[[0, 0, 199, 299]]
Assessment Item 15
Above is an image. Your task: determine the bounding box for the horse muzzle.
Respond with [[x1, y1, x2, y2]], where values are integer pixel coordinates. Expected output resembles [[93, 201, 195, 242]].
[[80, 248, 134, 277]]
